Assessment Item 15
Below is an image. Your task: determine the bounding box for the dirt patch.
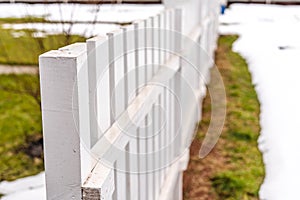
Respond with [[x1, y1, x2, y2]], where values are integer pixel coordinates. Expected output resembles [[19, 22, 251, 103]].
[[16, 134, 43, 159]]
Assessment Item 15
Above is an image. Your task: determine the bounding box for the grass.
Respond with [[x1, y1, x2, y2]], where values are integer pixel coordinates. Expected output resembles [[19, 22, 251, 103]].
[[0, 28, 86, 66], [0, 74, 43, 181], [0, 16, 48, 24], [183, 35, 264, 200], [0, 16, 86, 66]]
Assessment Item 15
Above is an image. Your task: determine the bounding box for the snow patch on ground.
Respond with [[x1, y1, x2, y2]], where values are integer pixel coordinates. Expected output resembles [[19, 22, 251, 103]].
[[0, 3, 164, 23], [0, 3, 163, 37], [220, 4, 300, 200], [0, 173, 45, 200]]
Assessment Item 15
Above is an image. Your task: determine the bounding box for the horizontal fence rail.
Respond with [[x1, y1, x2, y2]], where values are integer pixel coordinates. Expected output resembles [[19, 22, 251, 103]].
[[39, 0, 219, 199]]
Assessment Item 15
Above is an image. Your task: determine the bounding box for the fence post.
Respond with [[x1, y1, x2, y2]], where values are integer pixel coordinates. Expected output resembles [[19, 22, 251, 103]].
[[39, 43, 93, 200]]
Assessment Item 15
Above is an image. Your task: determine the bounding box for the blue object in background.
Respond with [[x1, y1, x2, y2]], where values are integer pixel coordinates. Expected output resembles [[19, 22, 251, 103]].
[[221, 5, 226, 14]]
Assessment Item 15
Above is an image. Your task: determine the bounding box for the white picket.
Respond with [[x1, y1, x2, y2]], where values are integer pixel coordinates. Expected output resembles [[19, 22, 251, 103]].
[[87, 36, 110, 145], [134, 20, 147, 94], [107, 30, 126, 121], [121, 25, 136, 104]]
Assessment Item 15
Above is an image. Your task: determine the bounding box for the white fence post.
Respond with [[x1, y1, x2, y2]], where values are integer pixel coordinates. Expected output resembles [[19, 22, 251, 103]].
[[40, 43, 93, 200]]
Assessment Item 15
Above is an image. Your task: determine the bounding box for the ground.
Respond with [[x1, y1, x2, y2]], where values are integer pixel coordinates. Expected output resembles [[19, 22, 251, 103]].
[[183, 35, 264, 200]]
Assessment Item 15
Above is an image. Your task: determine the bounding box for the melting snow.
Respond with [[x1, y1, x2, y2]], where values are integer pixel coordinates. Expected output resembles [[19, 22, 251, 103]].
[[0, 173, 45, 200], [0, 3, 163, 37]]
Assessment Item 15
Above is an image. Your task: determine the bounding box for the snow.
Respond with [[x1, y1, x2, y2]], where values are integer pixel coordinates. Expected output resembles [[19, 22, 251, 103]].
[[0, 3, 163, 37], [220, 4, 300, 200], [0, 3, 164, 23], [0, 172, 46, 200]]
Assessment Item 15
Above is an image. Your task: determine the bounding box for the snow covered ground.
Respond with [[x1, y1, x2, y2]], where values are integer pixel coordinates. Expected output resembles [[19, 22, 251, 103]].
[[0, 3, 163, 23], [0, 173, 45, 200], [0, 3, 163, 37], [220, 4, 300, 200]]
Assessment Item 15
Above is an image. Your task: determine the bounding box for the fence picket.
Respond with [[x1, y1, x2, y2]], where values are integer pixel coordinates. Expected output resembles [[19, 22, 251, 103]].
[[107, 30, 126, 121], [134, 20, 147, 94]]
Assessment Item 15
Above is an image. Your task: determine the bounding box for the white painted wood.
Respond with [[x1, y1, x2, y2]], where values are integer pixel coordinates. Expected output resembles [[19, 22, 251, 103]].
[[166, 80, 172, 168], [146, 17, 154, 82], [140, 117, 148, 200], [169, 78, 175, 160], [174, 9, 183, 158], [164, 10, 171, 62], [128, 129, 140, 200], [154, 96, 161, 199], [40, 43, 94, 200], [158, 149, 190, 200], [115, 143, 129, 200], [91, 55, 179, 159], [87, 36, 110, 146], [121, 25, 140, 200], [121, 25, 137, 104], [134, 20, 147, 94], [82, 163, 115, 200], [147, 107, 155, 200], [107, 29, 126, 121], [169, 9, 175, 54], [159, 12, 165, 66], [152, 15, 160, 73]]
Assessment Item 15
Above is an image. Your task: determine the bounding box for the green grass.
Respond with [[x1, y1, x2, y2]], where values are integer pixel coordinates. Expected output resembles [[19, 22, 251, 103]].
[[0, 74, 43, 181], [0, 16, 86, 66], [0, 16, 48, 24], [0, 28, 86, 65], [209, 35, 264, 199]]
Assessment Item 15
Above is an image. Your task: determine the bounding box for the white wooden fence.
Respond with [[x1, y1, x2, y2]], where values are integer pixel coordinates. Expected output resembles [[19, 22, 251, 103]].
[[39, 0, 219, 199]]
